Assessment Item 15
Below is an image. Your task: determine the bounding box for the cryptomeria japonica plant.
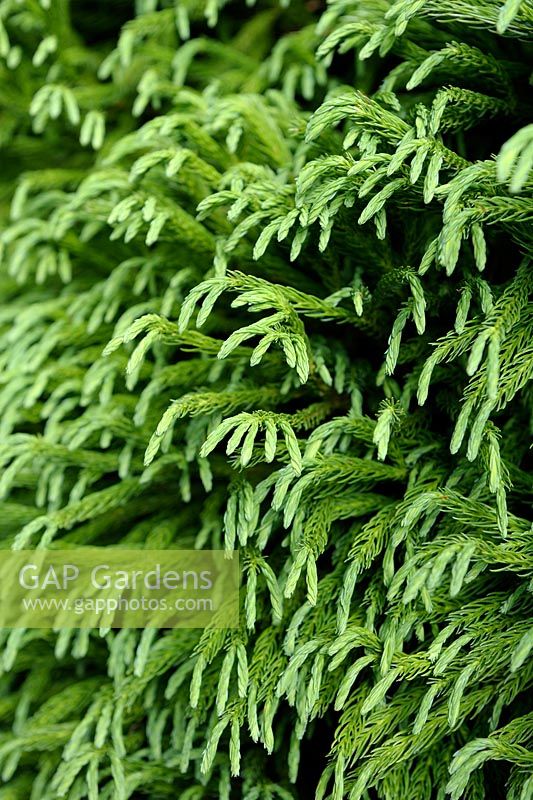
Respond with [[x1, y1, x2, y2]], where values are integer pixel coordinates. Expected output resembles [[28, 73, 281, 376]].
[[0, 0, 532, 798]]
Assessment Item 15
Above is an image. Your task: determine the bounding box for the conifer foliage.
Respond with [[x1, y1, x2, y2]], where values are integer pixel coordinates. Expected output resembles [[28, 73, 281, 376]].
[[0, 0, 532, 797]]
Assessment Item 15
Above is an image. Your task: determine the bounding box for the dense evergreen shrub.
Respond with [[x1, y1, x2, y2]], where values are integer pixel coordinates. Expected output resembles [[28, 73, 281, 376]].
[[0, 0, 532, 797]]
